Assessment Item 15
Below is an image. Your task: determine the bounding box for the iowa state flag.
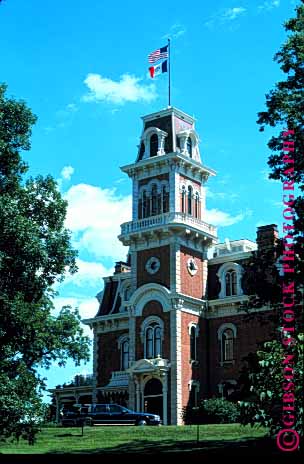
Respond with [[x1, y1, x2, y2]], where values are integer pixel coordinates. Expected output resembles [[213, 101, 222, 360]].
[[149, 60, 168, 79]]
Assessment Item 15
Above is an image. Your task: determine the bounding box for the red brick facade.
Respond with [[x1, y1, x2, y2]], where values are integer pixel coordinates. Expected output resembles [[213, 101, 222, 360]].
[[180, 246, 204, 299], [137, 246, 170, 289]]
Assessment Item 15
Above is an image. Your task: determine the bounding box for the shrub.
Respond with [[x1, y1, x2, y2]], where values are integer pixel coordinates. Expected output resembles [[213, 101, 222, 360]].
[[182, 398, 240, 424]]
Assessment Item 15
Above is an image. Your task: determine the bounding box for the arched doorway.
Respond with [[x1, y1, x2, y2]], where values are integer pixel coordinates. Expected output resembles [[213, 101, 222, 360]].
[[144, 378, 163, 419]]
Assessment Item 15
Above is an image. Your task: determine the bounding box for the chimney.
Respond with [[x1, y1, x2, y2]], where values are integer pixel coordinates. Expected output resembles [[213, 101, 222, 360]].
[[256, 224, 279, 255], [114, 261, 131, 274]]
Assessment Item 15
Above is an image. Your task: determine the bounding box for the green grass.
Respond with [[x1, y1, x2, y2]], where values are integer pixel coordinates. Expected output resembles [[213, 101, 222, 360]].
[[0, 424, 277, 455]]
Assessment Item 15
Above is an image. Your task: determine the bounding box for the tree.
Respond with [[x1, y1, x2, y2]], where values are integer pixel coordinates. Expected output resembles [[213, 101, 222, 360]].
[[239, 334, 303, 441], [239, 3, 304, 445], [0, 83, 90, 443], [257, 0, 304, 283]]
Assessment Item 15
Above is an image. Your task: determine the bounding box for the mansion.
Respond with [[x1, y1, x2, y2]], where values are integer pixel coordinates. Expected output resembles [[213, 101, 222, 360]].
[[51, 106, 277, 425]]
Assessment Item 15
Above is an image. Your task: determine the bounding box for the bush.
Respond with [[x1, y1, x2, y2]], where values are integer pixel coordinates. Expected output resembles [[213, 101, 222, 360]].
[[182, 398, 240, 425]]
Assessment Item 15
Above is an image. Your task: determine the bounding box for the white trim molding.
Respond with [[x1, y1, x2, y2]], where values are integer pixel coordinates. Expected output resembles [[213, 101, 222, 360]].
[[128, 283, 171, 316]]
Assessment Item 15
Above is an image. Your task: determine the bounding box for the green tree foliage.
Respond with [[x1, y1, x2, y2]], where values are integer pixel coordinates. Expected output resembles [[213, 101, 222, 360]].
[[257, 1, 304, 280], [239, 3, 304, 444], [239, 334, 303, 439], [182, 399, 240, 425], [0, 84, 90, 443]]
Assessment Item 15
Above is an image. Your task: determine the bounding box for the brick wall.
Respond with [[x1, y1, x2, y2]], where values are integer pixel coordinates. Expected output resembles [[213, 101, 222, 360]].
[[206, 312, 275, 395], [137, 245, 170, 289], [180, 246, 204, 299], [97, 330, 127, 387], [180, 312, 200, 409]]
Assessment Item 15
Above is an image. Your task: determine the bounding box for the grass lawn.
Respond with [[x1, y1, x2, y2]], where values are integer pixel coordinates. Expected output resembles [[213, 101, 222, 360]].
[[0, 423, 284, 456]]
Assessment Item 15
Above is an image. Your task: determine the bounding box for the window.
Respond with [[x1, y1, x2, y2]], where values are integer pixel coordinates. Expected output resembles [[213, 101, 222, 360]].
[[188, 185, 193, 215], [162, 185, 169, 213], [145, 324, 162, 358], [186, 137, 192, 158], [222, 329, 234, 362], [138, 142, 145, 161], [190, 326, 196, 361], [146, 327, 154, 358], [121, 340, 129, 370], [150, 134, 158, 157], [218, 323, 237, 364], [217, 262, 244, 299], [225, 270, 237, 296], [195, 192, 200, 218], [151, 184, 158, 216], [181, 186, 186, 213]]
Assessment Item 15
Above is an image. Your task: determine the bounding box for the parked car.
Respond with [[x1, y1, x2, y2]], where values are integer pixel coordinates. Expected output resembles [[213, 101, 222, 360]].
[[61, 403, 161, 426]]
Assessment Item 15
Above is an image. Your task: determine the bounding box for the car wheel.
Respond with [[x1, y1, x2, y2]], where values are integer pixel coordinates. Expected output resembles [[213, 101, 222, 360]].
[[137, 420, 147, 426]]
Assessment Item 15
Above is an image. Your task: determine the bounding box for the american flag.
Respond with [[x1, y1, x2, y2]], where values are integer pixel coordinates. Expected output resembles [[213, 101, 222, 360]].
[[148, 45, 168, 64]]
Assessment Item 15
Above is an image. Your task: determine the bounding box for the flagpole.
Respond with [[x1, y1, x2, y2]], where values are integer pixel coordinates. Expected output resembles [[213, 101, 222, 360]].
[[168, 38, 171, 107]]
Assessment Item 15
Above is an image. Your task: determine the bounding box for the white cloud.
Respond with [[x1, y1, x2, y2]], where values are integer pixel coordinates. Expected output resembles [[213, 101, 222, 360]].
[[61, 258, 112, 289], [60, 165, 74, 181], [204, 6, 246, 27], [82, 73, 157, 105], [205, 208, 252, 226], [64, 183, 132, 260], [205, 187, 239, 201], [162, 23, 186, 40], [223, 7, 247, 20], [258, 1, 280, 11]]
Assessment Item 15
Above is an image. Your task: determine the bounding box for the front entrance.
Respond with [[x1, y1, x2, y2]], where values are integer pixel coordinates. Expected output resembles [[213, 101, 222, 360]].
[[144, 378, 163, 420]]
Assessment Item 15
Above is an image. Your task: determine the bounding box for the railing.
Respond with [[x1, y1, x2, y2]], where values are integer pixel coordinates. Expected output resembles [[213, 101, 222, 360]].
[[120, 212, 216, 236]]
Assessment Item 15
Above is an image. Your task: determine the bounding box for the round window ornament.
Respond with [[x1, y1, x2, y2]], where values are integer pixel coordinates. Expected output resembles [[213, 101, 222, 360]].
[[187, 258, 198, 276], [145, 256, 160, 275]]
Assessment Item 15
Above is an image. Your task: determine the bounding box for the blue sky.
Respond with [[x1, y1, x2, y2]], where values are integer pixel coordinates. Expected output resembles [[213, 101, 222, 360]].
[[0, 0, 299, 400]]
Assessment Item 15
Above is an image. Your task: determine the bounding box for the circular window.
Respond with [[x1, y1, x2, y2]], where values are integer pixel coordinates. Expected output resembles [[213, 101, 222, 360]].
[[145, 257, 160, 275], [187, 258, 198, 276]]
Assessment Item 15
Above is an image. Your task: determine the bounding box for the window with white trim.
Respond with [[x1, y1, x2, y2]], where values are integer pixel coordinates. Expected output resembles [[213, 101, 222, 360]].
[[217, 262, 244, 299], [121, 340, 129, 370], [144, 323, 162, 358], [218, 323, 237, 364]]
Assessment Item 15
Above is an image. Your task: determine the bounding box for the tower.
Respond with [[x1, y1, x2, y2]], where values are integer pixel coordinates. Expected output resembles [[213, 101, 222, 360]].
[[119, 106, 217, 424]]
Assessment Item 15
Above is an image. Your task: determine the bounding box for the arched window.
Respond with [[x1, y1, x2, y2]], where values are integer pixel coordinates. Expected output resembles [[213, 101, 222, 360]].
[[188, 185, 193, 215], [225, 270, 237, 296], [190, 326, 196, 361], [181, 186, 186, 213], [222, 329, 234, 362], [154, 327, 161, 357], [151, 184, 158, 216], [150, 134, 158, 157], [142, 190, 150, 218], [217, 262, 244, 299], [145, 324, 162, 359], [162, 185, 169, 213], [186, 137, 192, 158], [121, 340, 129, 370], [218, 323, 236, 364], [195, 192, 200, 218], [146, 328, 153, 359], [138, 142, 145, 161]]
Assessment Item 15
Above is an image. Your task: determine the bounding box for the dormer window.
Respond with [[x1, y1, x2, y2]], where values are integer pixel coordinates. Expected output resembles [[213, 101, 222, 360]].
[[150, 134, 158, 157], [225, 270, 237, 296], [186, 137, 192, 158], [217, 262, 244, 299]]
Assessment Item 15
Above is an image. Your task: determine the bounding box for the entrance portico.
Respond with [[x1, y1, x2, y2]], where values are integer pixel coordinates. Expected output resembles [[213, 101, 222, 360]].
[[127, 357, 170, 425]]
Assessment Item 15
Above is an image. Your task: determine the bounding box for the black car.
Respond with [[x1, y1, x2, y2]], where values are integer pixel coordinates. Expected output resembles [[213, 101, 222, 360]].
[[61, 403, 161, 426]]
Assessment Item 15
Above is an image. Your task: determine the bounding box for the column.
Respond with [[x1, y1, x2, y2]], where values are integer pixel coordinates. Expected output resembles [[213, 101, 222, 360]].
[[135, 378, 140, 411], [162, 373, 168, 425]]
